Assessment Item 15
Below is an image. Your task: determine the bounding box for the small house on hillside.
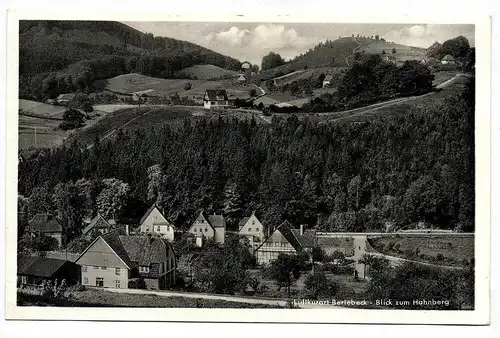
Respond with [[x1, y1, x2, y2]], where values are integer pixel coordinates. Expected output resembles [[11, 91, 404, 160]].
[[241, 61, 252, 70], [322, 75, 333, 88], [82, 214, 114, 239], [441, 54, 456, 65], [132, 89, 155, 102], [139, 204, 176, 241], [27, 213, 63, 248], [17, 255, 80, 286], [56, 93, 76, 105], [383, 55, 397, 65], [237, 74, 246, 82], [255, 221, 316, 265], [238, 211, 265, 249], [75, 231, 176, 290], [203, 89, 229, 110], [188, 211, 226, 245]]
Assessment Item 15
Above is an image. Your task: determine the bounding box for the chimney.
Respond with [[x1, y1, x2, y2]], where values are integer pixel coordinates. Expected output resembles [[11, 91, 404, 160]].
[[300, 224, 304, 236], [125, 224, 130, 236]]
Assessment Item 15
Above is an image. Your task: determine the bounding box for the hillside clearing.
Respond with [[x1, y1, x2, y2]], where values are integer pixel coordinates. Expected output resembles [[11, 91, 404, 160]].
[[18, 115, 66, 149], [176, 64, 238, 80], [19, 99, 67, 119]]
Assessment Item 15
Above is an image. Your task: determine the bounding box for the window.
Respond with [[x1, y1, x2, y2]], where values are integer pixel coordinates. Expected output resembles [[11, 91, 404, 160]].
[[140, 266, 149, 273], [82, 266, 87, 272], [256, 228, 259, 232], [115, 268, 120, 275], [101, 266, 107, 270], [200, 219, 204, 223], [83, 277, 88, 284], [157, 226, 160, 232], [93, 266, 99, 269], [252, 221, 255, 225], [115, 280, 121, 288], [248, 228, 252, 232], [205, 228, 208, 232], [194, 228, 197, 232], [96, 278, 104, 287]]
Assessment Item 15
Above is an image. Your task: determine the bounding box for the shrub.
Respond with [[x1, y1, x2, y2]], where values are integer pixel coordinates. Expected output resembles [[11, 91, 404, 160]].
[[436, 253, 444, 261], [184, 82, 192, 91], [393, 243, 401, 252]]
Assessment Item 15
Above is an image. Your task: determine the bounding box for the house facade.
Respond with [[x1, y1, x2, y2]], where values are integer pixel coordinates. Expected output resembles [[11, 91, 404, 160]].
[[255, 221, 316, 265], [238, 211, 265, 249], [203, 89, 229, 109], [241, 61, 252, 70], [132, 89, 155, 102], [27, 213, 63, 248], [139, 205, 175, 241], [188, 211, 226, 245], [75, 232, 176, 290], [441, 54, 456, 65]]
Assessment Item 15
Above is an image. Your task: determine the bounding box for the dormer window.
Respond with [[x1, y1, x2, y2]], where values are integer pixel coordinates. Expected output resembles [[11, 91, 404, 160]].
[[139, 266, 150, 273]]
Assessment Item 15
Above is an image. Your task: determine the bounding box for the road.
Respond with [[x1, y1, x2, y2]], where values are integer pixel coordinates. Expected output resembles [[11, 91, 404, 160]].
[[345, 37, 363, 66], [317, 73, 466, 124]]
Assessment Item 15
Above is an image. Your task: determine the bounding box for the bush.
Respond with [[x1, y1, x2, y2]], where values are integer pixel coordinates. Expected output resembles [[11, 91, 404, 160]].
[[184, 82, 192, 91], [393, 243, 401, 252], [436, 253, 444, 261], [329, 264, 355, 275]]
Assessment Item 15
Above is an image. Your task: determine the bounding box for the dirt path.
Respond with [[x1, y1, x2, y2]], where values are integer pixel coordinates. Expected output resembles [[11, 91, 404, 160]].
[[345, 37, 363, 66]]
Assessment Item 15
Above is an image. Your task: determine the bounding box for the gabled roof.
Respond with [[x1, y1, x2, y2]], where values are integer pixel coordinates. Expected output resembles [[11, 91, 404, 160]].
[[442, 54, 456, 61], [28, 213, 63, 233], [238, 217, 250, 230], [17, 255, 68, 277], [82, 214, 111, 235], [205, 89, 228, 101], [291, 229, 317, 248], [139, 204, 174, 227], [256, 220, 303, 252], [56, 93, 75, 101], [207, 214, 226, 228]]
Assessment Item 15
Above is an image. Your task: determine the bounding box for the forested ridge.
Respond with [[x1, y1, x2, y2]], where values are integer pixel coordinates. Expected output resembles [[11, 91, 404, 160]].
[[19, 21, 241, 100], [18, 75, 475, 239]]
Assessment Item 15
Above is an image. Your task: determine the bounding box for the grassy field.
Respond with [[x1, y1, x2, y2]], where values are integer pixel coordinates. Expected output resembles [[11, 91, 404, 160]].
[[368, 235, 475, 267], [176, 64, 239, 80], [17, 289, 280, 308], [19, 99, 67, 119], [18, 115, 66, 149], [94, 73, 253, 103], [357, 38, 427, 63]]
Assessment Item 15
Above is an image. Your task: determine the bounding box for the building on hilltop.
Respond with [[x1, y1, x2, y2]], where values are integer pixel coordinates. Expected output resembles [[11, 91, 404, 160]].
[[75, 231, 176, 290], [188, 211, 226, 246], [139, 204, 176, 241], [441, 54, 456, 65], [132, 89, 155, 102], [203, 89, 229, 109], [27, 213, 63, 248], [255, 221, 316, 265], [241, 61, 252, 70], [322, 75, 333, 88]]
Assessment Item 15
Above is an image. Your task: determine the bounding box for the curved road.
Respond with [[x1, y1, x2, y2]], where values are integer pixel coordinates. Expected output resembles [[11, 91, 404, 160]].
[[345, 37, 363, 66]]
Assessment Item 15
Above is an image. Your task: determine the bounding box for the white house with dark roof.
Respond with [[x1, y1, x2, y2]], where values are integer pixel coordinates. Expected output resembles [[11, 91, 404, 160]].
[[255, 221, 316, 265], [203, 89, 229, 109], [188, 211, 226, 245], [139, 205, 175, 241], [238, 211, 265, 248], [241, 61, 252, 70], [441, 54, 457, 65], [82, 214, 113, 239], [75, 231, 176, 290]]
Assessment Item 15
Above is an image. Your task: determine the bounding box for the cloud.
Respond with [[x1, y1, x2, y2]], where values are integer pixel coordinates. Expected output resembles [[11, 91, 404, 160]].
[[385, 24, 474, 48], [205, 24, 315, 64]]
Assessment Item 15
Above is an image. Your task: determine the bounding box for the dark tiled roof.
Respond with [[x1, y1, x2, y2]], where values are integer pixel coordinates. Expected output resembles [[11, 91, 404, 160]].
[[119, 235, 170, 267], [276, 221, 303, 251], [291, 229, 317, 248], [82, 214, 111, 235], [238, 217, 250, 230], [17, 255, 67, 277], [100, 232, 135, 268], [28, 213, 63, 233], [205, 89, 228, 101], [207, 214, 226, 228]]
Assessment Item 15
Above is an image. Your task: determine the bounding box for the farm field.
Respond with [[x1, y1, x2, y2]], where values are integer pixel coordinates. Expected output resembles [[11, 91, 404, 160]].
[[175, 64, 239, 80], [17, 289, 280, 308], [368, 234, 475, 267], [18, 115, 66, 149], [19, 99, 67, 119], [357, 39, 427, 63], [94, 73, 254, 103]]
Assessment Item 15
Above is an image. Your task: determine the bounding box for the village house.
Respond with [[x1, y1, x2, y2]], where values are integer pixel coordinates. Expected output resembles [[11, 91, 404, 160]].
[[322, 75, 333, 88], [17, 255, 80, 286], [241, 61, 252, 70], [237, 74, 246, 82], [255, 221, 316, 265], [75, 231, 176, 290], [237, 211, 265, 249], [203, 89, 229, 110], [188, 211, 226, 246], [27, 213, 63, 248], [81, 214, 115, 239], [132, 89, 155, 102], [139, 204, 176, 241], [441, 54, 456, 65], [56, 93, 76, 105]]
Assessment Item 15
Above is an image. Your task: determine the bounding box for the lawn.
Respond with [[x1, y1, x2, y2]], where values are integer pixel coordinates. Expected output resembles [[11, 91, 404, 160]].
[[17, 289, 281, 308], [368, 234, 475, 267], [94, 73, 253, 103]]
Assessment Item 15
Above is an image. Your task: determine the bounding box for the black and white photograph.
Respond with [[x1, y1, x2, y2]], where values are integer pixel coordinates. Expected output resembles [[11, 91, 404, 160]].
[[3, 10, 491, 325]]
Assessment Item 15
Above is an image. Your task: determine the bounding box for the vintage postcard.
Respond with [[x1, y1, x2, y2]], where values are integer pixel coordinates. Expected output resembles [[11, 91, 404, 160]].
[[4, 9, 491, 325]]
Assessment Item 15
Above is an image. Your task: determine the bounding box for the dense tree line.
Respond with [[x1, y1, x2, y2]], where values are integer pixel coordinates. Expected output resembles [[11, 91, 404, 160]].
[[303, 55, 434, 112], [18, 75, 475, 239], [19, 21, 241, 100]]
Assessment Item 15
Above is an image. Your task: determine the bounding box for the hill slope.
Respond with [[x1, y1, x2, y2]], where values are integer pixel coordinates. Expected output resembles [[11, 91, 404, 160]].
[[19, 21, 242, 100]]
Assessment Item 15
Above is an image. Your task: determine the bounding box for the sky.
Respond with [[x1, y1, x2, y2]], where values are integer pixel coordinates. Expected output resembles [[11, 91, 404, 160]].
[[123, 22, 475, 66]]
